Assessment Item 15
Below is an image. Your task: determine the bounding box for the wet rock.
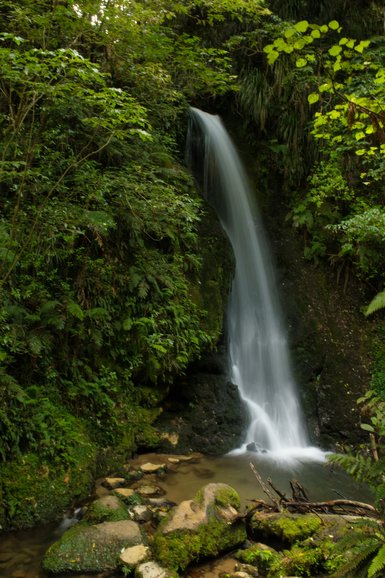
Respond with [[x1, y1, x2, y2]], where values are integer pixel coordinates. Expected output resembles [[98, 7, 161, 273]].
[[155, 353, 248, 455], [153, 483, 246, 572]]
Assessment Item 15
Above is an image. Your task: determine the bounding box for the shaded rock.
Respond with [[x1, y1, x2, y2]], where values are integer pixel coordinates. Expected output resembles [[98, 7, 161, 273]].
[[155, 353, 248, 456], [120, 544, 150, 569], [153, 483, 246, 571], [43, 520, 142, 574], [84, 495, 129, 523]]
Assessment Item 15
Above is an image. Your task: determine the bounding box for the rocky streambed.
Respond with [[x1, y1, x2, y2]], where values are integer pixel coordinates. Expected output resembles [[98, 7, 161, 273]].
[[0, 452, 376, 578]]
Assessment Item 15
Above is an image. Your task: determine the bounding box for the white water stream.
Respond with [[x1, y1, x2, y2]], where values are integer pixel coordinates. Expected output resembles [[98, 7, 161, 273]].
[[188, 108, 324, 463]]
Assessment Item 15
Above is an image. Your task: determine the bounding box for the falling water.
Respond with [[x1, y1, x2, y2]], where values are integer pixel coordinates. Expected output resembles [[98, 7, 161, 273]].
[[187, 108, 325, 462]]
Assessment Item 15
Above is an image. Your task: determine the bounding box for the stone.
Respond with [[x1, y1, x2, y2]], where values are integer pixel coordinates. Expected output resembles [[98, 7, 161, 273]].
[[249, 512, 322, 544], [102, 477, 126, 490], [131, 505, 153, 523], [120, 544, 150, 569], [167, 457, 180, 464], [153, 483, 246, 571], [113, 488, 136, 499], [140, 462, 166, 474], [135, 560, 172, 578], [43, 520, 143, 574], [136, 485, 165, 497], [84, 495, 129, 523]]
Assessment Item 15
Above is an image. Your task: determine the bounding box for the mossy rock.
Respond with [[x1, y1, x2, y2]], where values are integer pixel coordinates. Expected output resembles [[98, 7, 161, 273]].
[[153, 483, 246, 571], [249, 512, 321, 544], [268, 541, 334, 578], [248, 513, 361, 577], [43, 519, 143, 574], [235, 543, 280, 574], [0, 443, 97, 530], [84, 495, 129, 523]]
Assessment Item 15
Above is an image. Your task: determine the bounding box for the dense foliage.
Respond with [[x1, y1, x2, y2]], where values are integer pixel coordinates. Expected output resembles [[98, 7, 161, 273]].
[[0, 0, 270, 527]]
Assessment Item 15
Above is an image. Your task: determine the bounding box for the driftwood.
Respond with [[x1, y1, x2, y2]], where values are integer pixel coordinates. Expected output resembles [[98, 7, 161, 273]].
[[249, 462, 379, 518]]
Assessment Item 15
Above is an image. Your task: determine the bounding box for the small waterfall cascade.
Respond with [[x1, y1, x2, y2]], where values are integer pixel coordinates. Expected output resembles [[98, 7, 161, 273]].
[[187, 108, 324, 462]]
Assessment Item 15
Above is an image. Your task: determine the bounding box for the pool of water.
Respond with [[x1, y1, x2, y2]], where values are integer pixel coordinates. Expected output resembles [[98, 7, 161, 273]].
[[0, 452, 373, 578]]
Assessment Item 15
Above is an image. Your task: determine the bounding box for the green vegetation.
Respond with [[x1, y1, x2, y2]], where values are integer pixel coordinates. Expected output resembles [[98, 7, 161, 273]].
[[0, 0, 271, 528], [2, 4, 385, 564]]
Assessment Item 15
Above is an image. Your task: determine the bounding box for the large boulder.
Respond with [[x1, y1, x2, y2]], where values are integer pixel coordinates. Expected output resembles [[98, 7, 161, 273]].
[[153, 483, 246, 571], [43, 519, 143, 574]]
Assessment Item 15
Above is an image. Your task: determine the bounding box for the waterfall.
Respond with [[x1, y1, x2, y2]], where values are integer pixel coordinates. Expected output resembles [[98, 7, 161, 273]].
[[187, 108, 324, 462]]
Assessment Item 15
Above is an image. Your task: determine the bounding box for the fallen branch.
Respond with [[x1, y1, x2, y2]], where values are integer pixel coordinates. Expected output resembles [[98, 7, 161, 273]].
[[248, 464, 379, 518], [249, 463, 283, 512]]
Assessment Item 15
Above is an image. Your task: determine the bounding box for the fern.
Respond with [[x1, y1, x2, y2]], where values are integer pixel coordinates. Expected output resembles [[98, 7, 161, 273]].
[[366, 289, 385, 316], [368, 542, 385, 577], [333, 537, 382, 578]]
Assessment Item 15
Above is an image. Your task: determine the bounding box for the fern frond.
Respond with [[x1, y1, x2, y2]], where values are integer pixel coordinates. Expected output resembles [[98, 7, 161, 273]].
[[366, 289, 385, 316], [332, 539, 381, 578], [368, 543, 385, 577]]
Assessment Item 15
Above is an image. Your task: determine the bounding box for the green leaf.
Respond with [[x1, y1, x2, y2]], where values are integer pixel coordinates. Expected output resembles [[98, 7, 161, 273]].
[[307, 93, 320, 104], [267, 50, 279, 65], [67, 301, 84, 320], [366, 289, 385, 316], [329, 45, 342, 57], [284, 28, 296, 39], [328, 20, 340, 30], [296, 57, 308, 68], [368, 543, 385, 578], [123, 318, 133, 331], [360, 423, 375, 433], [294, 20, 309, 33], [319, 82, 332, 93]]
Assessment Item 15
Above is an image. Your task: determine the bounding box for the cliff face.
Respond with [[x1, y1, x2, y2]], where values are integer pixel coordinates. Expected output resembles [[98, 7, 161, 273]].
[[273, 223, 373, 449]]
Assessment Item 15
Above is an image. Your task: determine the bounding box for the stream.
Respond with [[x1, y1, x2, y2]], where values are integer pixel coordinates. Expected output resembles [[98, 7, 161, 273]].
[[0, 452, 372, 578]]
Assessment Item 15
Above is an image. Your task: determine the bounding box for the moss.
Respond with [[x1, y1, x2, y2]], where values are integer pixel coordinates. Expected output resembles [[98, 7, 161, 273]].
[[250, 512, 321, 544], [43, 521, 135, 574], [235, 544, 280, 574], [0, 442, 97, 530], [214, 486, 241, 510], [268, 542, 332, 578], [153, 517, 246, 571], [84, 496, 129, 524]]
